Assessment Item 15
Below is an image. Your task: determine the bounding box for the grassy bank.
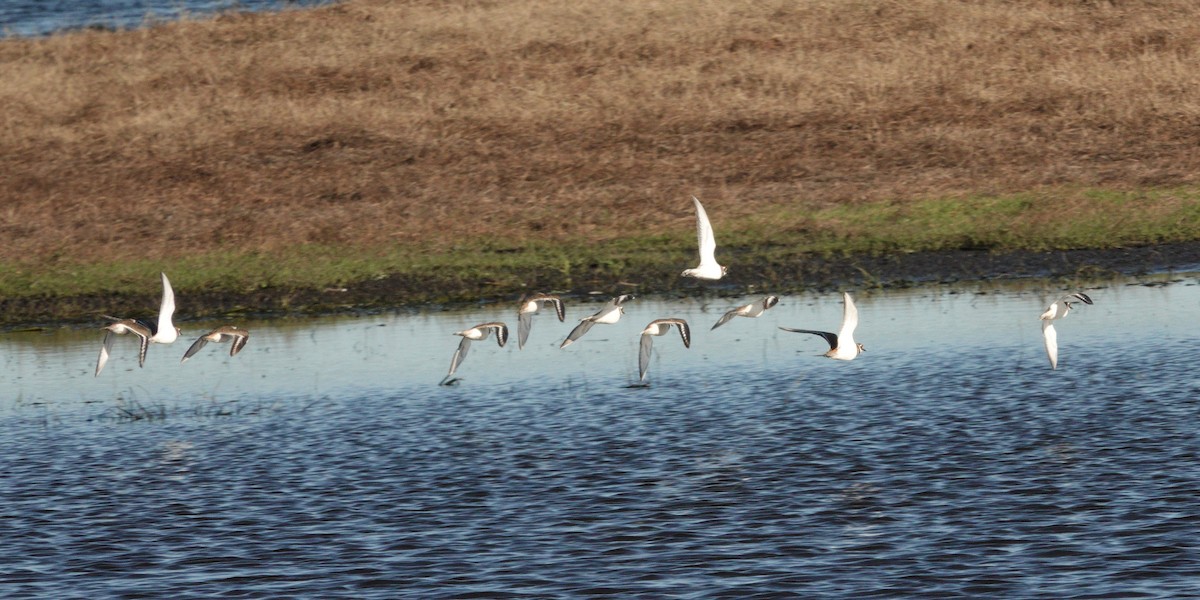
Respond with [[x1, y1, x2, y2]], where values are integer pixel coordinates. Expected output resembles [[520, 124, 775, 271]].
[[2, 186, 1197, 313], [3, 0, 1200, 321]]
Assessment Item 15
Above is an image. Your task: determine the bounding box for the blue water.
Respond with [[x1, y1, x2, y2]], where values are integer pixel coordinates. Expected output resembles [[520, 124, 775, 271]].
[[2, 278, 1200, 597], [0, 0, 328, 38]]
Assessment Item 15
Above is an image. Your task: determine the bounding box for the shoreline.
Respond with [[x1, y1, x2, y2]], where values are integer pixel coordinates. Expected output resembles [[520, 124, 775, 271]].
[[5, 242, 1197, 330], [4, 1, 1200, 331]]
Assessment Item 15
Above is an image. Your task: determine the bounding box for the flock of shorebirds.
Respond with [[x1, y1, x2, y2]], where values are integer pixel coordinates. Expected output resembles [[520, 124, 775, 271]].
[[92, 197, 1094, 383], [94, 271, 248, 377]]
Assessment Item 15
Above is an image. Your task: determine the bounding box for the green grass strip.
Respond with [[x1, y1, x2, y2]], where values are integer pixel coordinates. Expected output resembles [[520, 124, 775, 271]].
[[2, 187, 1198, 301]]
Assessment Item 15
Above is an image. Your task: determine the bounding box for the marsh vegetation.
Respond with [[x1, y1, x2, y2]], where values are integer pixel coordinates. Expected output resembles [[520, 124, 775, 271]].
[[2, 0, 1199, 321]]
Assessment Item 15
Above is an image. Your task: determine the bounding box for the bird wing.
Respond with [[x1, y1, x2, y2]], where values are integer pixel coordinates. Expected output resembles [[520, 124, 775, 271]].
[[837, 292, 859, 344], [779, 327, 839, 351], [674, 319, 691, 348], [549, 296, 565, 321], [518, 312, 533, 350], [692, 196, 718, 266], [492, 323, 509, 348], [1067, 292, 1093, 305], [157, 272, 176, 339], [639, 332, 654, 381], [560, 319, 595, 349], [448, 337, 472, 377], [180, 336, 209, 363], [711, 308, 739, 330], [95, 331, 115, 377], [1042, 320, 1058, 370], [229, 332, 249, 357], [136, 330, 151, 367]]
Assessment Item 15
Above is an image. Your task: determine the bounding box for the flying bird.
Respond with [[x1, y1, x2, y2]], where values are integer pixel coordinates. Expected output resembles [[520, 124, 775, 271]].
[[638, 318, 691, 382], [1039, 292, 1093, 322], [95, 272, 181, 376], [517, 293, 565, 349], [779, 292, 864, 361], [711, 295, 779, 330], [560, 294, 635, 349], [681, 196, 727, 281], [95, 319, 152, 377], [442, 322, 509, 384], [181, 326, 250, 363], [1040, 292, 1093, 369]]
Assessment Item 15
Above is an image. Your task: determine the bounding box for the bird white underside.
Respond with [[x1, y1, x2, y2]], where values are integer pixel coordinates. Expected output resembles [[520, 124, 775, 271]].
[[1042, 320, 1058, 369], [592, 307, 622, 324], [458, 327, 491, 340]]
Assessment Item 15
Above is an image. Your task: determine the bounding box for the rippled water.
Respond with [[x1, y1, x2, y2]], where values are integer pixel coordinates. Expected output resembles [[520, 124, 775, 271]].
[[0, 0, 327, 38], [2, 276, 1200, 597]]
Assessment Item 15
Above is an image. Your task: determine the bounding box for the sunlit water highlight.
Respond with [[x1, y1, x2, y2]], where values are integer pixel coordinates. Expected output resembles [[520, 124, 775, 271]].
[[2, 275, 1200, 597]]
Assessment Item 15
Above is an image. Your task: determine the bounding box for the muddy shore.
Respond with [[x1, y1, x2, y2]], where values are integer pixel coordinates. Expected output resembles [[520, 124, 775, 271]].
[[5, 242, 1197, 330]]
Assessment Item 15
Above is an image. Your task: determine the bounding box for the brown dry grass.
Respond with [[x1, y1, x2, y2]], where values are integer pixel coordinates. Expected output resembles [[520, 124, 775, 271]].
[[3, 0, 1200, 267]]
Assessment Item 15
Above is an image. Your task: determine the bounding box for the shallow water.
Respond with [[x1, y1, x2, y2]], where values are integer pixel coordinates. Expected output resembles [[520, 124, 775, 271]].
[[2, 275, 1200, 597], [0, 0, 327, 38]]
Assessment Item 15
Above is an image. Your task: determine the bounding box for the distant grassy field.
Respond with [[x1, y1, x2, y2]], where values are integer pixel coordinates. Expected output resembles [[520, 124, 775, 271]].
[[2, 0, 1200, 320]]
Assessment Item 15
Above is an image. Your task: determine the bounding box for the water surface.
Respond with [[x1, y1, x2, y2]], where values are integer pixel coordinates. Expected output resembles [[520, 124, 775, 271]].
[[2, 275, 1199, 597], [1, 0, 328, 38]]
